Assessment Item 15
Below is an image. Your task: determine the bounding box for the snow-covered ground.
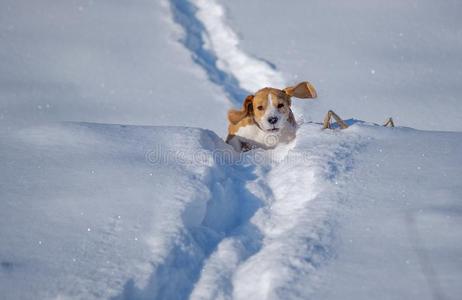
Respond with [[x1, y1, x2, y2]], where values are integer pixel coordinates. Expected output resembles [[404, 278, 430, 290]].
[[1, 122, 461, 299], [315, 126, 462, 300], [0, 0, 227, 135], [1, 0, 461, 299]]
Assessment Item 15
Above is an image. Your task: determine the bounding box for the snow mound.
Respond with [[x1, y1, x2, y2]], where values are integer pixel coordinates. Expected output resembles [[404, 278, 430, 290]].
[[0, 122, 359, 299], [1, 122, 461, 299]]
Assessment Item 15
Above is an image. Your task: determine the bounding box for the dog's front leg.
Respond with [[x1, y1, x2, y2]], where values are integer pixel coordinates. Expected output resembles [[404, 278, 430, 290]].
[[226, 135, 242, 152]]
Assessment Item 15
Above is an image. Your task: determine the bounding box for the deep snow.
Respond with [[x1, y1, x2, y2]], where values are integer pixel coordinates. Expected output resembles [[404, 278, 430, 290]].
[[1, 0, 462, 299], [0, 123, 234, 299], [1, 122, 461, 299], [315, 126, 462, 300]]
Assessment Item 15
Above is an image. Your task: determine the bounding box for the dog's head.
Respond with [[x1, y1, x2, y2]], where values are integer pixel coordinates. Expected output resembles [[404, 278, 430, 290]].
[[228, 81, 317, 132]]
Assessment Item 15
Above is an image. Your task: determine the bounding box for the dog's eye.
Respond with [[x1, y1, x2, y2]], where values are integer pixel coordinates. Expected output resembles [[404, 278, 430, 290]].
[[277, 103, 284, 108], [257, 106, 264, 111]]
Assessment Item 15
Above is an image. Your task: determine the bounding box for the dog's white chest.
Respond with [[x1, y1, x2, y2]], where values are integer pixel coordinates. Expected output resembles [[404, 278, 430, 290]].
[[236, 124, 270, 146], [231, 123, 295, 150]]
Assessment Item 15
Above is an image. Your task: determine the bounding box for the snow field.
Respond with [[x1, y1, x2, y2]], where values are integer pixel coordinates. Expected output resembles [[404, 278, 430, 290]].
[[314, 125, 462, 300], [0, 121, 364, 299], [1, 0, 461, 298], [1, 121, 461, 299]]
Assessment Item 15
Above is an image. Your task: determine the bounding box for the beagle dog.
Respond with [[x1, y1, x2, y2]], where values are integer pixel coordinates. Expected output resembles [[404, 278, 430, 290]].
[[225, 81, 395, 151], [226, 81, 317, 151]]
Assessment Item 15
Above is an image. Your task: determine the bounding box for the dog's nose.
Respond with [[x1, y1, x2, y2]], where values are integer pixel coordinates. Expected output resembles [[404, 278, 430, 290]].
[[268, 116, 278, 125]]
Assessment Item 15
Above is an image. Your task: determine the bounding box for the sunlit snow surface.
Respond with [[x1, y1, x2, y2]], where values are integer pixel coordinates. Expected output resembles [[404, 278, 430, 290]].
[[1, 122, 461, 299], [1, 0, 462, 299]]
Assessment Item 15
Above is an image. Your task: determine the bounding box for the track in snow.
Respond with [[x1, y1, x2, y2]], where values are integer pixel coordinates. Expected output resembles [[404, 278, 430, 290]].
[[170, 0, 285, 105], [112, 124, 365, 299], [114, 1, 366, 299], [113, 132, 266, 299], [113, 1, 368, 299], [189, 128, 366, 299]]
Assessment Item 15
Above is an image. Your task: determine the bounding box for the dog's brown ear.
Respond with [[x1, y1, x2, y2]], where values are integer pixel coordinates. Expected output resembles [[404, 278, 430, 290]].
[[283, 81, 317, 99], [228, 95, 254, 125]]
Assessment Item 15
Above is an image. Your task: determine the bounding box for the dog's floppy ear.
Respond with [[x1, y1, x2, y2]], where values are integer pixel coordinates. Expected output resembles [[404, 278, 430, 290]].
[[228, 95, 254, 125], [283, 81, 317, 99]]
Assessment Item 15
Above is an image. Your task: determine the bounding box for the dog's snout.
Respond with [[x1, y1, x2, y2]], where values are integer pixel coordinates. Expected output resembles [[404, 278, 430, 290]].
[[268, 116, 278, 125]]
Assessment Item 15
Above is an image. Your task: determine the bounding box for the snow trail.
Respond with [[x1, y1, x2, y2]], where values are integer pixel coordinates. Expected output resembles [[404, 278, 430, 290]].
[[103, 123, 364, 300], [166, 1, 366, 298], [1, 0, 462, 298], [110, 129, 265, 300], [189, 126, 365, 299], [169, 0, 285, 104]]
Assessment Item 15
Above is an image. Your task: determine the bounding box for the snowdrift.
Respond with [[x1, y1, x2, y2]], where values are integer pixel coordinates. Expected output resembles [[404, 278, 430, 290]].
[[1, 122, 461, 299]]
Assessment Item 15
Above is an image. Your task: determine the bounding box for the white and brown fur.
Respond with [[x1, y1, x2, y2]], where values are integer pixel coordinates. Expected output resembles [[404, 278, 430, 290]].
[[226, 81, 317, 151]]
